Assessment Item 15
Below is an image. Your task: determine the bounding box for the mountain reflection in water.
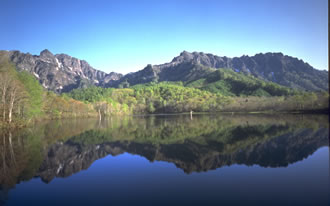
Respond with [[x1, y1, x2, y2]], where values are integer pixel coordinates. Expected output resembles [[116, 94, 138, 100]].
[[0, 114, 329, 205]]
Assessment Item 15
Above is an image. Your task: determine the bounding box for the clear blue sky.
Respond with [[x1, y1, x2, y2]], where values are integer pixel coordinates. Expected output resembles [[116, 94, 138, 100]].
[[0, 0, 328, 74]]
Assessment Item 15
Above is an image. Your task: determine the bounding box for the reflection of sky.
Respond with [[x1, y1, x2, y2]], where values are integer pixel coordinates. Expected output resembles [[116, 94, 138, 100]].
[[7, 147, 329, 206]]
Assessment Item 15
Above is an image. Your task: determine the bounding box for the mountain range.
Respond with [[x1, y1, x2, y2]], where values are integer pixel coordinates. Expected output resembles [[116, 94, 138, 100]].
[[1, 49, 328, 93], [3, 49, 122, 92]]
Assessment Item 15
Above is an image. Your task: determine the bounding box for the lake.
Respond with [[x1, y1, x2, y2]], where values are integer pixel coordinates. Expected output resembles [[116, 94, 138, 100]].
[[0, 114, 329, 206]]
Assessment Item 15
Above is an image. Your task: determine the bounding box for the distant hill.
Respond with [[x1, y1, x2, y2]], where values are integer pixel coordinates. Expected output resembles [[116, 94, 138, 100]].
[[1, 49, 328, 93], [113, 51, 328, 91], [185, 68, 294, 96]]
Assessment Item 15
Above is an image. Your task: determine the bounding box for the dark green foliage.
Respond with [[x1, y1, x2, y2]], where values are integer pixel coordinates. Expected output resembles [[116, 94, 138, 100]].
[[186, 69, 296, 97], [67, 86, 114, 103]]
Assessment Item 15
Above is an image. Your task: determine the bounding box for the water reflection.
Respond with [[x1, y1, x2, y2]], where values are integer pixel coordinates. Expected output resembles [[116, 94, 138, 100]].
[[0, 114, 328, 188]]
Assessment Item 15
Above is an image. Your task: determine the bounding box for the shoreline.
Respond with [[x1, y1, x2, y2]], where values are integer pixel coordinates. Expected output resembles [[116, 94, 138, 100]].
[[1, 108, 328, 129]]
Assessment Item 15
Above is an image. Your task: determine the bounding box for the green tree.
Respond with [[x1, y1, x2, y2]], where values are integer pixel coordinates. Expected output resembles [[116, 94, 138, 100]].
[[147, 102, 156, 113], [18, 71, 44, 120]]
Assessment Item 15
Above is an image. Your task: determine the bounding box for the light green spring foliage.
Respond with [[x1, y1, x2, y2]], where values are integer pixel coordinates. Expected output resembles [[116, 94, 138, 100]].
[[67, 82, 231, 113], [17, 71, 44, 119], [0, 56, 44, 122], [0, 59, 99, 123], [66, 79, 328, 114]]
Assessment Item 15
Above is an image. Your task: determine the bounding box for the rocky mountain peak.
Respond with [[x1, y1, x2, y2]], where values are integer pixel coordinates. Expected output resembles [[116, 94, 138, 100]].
[[2, 49, 328, 92], [173, 50, 195, 62], [40, 49, 54, 58], [180, 50, 192, 56], [113, 50, 328, 91], [145, 64, 154, 70], [265, 52, 284, 57], [4, 50, 122, 93]]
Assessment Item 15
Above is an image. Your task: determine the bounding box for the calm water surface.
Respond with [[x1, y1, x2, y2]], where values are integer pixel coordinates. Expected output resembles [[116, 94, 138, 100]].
[[0, 114, 329, 206]]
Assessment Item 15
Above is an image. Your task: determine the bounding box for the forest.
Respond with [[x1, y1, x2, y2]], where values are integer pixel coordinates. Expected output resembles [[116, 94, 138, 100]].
[[0, 56, 328, 127]]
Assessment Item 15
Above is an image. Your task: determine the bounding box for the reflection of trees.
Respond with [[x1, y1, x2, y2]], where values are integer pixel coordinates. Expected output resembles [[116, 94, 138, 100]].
[[35, 125, 328, 180], [0, 131, 18, 187], [8, 132, 17, 169], [59, 114, 329, 175], [0, 114, 328, 188], [68, 114, 328, 147], [0, 130, 24, 205], [0, 118, 109, 189]]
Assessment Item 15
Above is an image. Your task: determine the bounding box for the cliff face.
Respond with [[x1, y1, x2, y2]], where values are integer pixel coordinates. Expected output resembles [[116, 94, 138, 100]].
[[2, 49, 328, 92], [6, 49, 122, 93], [114, 51, 328, 91]]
